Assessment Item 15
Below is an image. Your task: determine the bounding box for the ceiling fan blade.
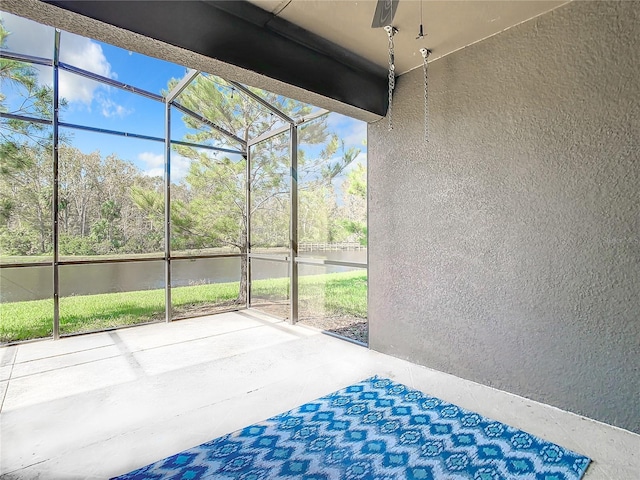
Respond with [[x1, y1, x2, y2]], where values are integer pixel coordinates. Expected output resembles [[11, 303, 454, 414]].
[[371, 0, 399, 28]]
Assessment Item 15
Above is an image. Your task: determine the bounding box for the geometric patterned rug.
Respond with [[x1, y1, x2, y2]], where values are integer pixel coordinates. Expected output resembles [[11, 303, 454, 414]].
[[113, 377, 591, 480]]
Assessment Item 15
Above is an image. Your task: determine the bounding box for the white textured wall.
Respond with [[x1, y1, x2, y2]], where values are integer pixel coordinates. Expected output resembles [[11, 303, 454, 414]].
[[369, 1, 640, 433]]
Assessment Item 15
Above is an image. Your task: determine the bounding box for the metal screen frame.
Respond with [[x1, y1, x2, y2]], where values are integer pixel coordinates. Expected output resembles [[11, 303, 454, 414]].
[[0, 27, 367, 340]]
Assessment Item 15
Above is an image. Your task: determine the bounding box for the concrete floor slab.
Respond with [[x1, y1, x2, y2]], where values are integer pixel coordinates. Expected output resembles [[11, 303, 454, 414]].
[[0, 365, 11, 382], [0, 380, 7, 407], [2, 355, 137, 412], [10, 345, 121, 379], [111, 312, 264, 352], [131, 322, 298, 377], [0, 311, 637, 479], [13, 334, 113, 364], [547, 407, 640, 470], [0, 346, 17, 367]]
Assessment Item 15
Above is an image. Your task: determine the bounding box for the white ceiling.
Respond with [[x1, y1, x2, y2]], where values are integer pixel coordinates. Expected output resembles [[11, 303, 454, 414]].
[[250, 0, 568, 74]]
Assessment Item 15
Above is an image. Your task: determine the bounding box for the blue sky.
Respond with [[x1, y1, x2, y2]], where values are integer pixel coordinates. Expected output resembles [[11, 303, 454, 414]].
[[1, 11, 367, 182]]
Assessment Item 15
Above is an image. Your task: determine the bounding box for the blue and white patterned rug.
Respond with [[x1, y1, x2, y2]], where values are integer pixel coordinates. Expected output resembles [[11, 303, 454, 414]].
[[114, 377, 590, 480]]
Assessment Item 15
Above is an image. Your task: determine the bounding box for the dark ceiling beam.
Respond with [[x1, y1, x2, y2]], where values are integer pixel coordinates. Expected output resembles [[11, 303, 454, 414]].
[[42, 0, 388, 117]]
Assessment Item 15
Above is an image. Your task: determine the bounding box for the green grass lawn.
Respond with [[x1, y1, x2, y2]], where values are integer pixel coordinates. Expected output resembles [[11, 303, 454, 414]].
[[299, 270, 368, 318], [0, 271, 367, 343]]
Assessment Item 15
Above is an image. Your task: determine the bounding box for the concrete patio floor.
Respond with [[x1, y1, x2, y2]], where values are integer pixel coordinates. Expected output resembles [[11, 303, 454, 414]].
[[1, 311, 638, 479]]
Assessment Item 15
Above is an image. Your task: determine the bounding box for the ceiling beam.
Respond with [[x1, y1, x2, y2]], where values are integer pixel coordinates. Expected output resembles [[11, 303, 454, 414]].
[[41, 0, 388, 117]]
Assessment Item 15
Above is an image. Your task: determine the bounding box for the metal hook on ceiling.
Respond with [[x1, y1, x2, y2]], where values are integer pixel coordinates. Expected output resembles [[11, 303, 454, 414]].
[[416, 0, 426, 39]]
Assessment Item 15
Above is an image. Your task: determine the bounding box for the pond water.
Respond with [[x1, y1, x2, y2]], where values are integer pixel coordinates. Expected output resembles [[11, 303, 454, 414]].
[[0, 250, 367, 302]]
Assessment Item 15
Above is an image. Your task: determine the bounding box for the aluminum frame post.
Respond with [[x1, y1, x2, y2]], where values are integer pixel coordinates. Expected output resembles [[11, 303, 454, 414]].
[[164, 101, 172, 322], [52, 29, 61, 340], [245, 150, 251, 310], [289, 124, 298, 324]]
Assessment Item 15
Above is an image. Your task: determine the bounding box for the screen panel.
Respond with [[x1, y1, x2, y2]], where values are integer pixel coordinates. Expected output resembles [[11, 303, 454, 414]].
[[58, 261, 164, 336], [0, 265, 53, 343], [249, 131, 290, 253], [169, 147, 245, 256], [250, 258, 290, 320], [1, 13, 54, 59], [297, 112, 367, 261], [297, 264, 367, 344], [0, 120, 53, 264], [58, 127, 165, 260], [171, 257, 242, 319]]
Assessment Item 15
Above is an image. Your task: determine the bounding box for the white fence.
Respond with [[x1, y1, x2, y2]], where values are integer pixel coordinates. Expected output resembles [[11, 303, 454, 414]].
[[298, 242, 366, 252]]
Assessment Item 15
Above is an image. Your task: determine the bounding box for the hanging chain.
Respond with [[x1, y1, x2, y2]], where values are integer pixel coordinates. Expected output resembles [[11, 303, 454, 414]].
[[420, 48, 431, 142], [384, 26, 397, 131]]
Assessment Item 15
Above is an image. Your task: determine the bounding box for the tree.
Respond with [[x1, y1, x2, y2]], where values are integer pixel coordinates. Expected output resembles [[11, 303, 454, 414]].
[[57, 146, 164, 256], [135, 74, 360, 303], [0, 143, 53, 255], [0, 20, 70, 256], [339, 162, 367, 245], [297, 183, 333, 243], [0, 21, 68, 175]]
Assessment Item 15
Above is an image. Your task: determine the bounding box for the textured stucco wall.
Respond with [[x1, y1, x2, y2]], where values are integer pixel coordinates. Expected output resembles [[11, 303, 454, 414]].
[[369, 1, 640, 433]]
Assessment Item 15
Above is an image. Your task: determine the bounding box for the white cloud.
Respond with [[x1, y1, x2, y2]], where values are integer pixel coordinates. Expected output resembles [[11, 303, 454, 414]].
[[57, 70, 98, 106], [138, 152, 164, 178], [58, 31, 115, 105], [98, 96, 132, 118], [171, 154, 193, 182], [138, 152, 191, 182], [60, 31, 115, 78]]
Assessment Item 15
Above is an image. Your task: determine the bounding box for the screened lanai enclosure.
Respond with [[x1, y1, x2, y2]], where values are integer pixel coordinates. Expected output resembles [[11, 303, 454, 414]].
[[0, 13, 368, 345]]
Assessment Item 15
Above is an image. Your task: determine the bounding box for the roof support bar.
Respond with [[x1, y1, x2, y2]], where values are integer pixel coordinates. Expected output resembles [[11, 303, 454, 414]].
[[1, 112, 52, 125], [58, 122, 164, 143], [228, 80, 293, 125], [171, 140, 243, 156], [296, 109, 330, 126], [171, 101, 246, 148], [1, 113, 242, 155], [0, 51, 53, 67], [59, 62, 164, 102], [166, 68, 199, 103], [1, 52, 163, 103], [247, 124, 291, 148]]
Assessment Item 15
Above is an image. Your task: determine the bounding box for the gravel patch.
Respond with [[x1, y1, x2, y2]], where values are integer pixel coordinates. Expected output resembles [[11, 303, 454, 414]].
[[174, 300, 368, 345], [298, 315, 368, 344]]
